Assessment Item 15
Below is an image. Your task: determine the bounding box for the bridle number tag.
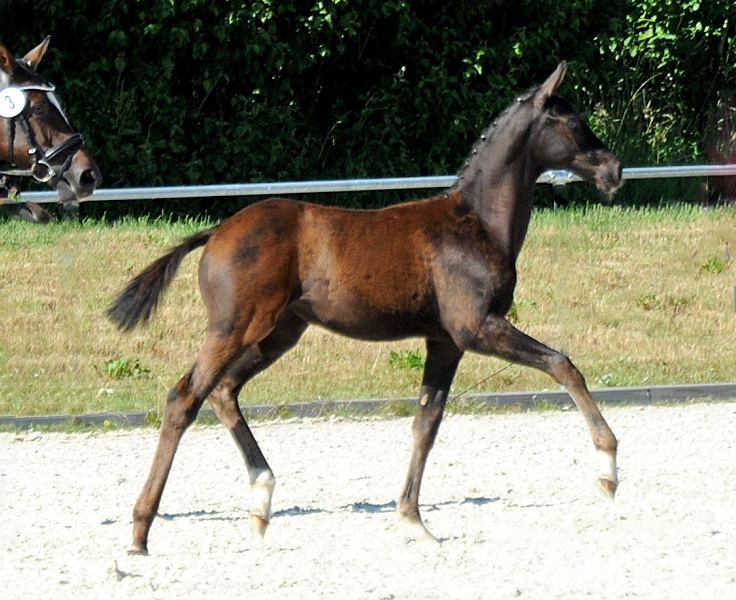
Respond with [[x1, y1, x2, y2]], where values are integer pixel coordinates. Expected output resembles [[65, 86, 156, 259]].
[[0, 87, 27, 118]]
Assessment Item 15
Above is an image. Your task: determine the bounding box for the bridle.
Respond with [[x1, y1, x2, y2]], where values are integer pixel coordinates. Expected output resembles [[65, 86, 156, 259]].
[[0, 79, 85, 188]]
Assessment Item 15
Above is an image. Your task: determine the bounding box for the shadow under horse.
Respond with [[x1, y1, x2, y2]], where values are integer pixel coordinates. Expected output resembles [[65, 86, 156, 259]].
[[108, 62, 623, 554], [0, 37, 101, 220]]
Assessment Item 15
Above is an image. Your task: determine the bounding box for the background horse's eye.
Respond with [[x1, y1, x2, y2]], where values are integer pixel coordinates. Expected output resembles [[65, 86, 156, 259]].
[[32, 103, 49, 117]]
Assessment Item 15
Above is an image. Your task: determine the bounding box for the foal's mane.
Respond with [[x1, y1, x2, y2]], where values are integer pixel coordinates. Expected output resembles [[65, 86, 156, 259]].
[[453, 85, 541, 188]]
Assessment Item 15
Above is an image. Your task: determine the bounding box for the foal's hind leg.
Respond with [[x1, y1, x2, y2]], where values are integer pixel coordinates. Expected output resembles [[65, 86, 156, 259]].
[[465, 316, 618, 497], [129, 332, 244, 555], [397, 339, 463, 542], [208, 310, 308, 538], [209, 380, 275, 538]]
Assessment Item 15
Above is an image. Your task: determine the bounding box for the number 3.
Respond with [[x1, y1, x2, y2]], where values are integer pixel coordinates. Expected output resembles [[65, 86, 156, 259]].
[[0, 87, 26, 118]]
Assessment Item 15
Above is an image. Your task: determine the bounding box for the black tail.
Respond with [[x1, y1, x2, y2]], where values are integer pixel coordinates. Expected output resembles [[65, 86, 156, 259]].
[[106, 230, 213, 332]]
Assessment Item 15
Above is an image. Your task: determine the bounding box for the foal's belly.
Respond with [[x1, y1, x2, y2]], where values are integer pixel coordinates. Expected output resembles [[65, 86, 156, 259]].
[[288, 289, 444, 342]]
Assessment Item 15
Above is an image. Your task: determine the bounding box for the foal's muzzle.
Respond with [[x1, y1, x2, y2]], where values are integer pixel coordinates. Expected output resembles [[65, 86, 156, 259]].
[[596, 157, 624, 194], [575, 150, 623, 195]]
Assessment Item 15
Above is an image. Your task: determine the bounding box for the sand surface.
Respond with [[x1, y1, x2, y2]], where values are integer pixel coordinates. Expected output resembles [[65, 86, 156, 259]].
[[1, 402, 735, 599]]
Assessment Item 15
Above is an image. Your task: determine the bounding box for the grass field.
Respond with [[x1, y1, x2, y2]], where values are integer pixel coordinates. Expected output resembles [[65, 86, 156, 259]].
[[2, 202, 736, 417]]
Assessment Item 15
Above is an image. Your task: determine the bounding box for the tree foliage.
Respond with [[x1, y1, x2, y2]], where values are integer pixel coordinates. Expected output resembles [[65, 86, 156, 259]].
[[0, 0, 733, 214], [584, 0, 735, 164]]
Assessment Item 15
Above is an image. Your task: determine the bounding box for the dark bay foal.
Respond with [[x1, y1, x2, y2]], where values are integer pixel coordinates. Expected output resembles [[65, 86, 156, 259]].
[[108, 62, 623, 554]]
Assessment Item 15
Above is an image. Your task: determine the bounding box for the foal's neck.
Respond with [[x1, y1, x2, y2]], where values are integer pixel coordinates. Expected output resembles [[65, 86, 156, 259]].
[[455, 107, 540, 261]]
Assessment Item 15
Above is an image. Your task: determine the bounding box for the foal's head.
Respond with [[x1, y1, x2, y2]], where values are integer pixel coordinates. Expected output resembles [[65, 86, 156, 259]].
[[527, 62, 622, 194], [458, 62, 622, 198], [0, 37, 101, 203]]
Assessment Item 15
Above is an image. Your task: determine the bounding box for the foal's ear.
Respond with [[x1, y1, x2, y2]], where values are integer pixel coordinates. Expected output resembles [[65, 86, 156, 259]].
[[534, 61, 567, 110], [0, 42, 15, 75], [22, 36, 51, 71]]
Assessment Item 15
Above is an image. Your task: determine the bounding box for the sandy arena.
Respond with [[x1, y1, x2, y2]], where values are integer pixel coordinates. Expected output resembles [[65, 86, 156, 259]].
[[1, 402, 735, 599]]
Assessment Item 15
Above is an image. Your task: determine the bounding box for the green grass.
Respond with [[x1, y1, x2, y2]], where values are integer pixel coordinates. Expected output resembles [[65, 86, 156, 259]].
[[2, 202, 736, 418]]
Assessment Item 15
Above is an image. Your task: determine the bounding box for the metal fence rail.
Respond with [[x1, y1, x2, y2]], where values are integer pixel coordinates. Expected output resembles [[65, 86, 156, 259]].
[[20, 164, 736, 204]]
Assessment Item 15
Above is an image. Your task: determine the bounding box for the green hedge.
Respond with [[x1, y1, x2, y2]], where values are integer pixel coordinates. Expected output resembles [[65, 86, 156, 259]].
[[2, 0, 734, 216]]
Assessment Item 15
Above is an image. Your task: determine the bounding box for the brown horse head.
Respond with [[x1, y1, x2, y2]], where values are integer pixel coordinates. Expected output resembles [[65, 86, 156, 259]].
[[0, 37, 101, 203]]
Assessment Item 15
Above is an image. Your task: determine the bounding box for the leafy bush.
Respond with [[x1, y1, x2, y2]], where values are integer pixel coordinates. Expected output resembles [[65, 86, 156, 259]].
[[584, 0, 734, 165], [2, 0, 732, 218]]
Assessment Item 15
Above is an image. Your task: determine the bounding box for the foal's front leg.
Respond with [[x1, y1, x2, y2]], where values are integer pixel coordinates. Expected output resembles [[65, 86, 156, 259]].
[[466, 315, 618, 497], [397, 339, 463, 542]]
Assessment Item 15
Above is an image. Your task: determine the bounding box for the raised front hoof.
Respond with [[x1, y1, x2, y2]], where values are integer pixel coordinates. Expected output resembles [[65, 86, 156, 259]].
[[250, 512, 270, 539], [596, 476, 617, 501], [126, 542, 149, 556]]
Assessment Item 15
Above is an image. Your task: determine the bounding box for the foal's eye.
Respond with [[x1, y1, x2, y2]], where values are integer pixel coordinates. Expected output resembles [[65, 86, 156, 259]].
[[566, 118, 582, 133]]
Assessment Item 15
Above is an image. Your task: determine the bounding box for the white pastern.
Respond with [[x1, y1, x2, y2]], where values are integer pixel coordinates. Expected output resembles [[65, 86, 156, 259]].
[[596, 449, 618, 486], [251, 469, 276, 521], [399, 515, 439, 543]]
